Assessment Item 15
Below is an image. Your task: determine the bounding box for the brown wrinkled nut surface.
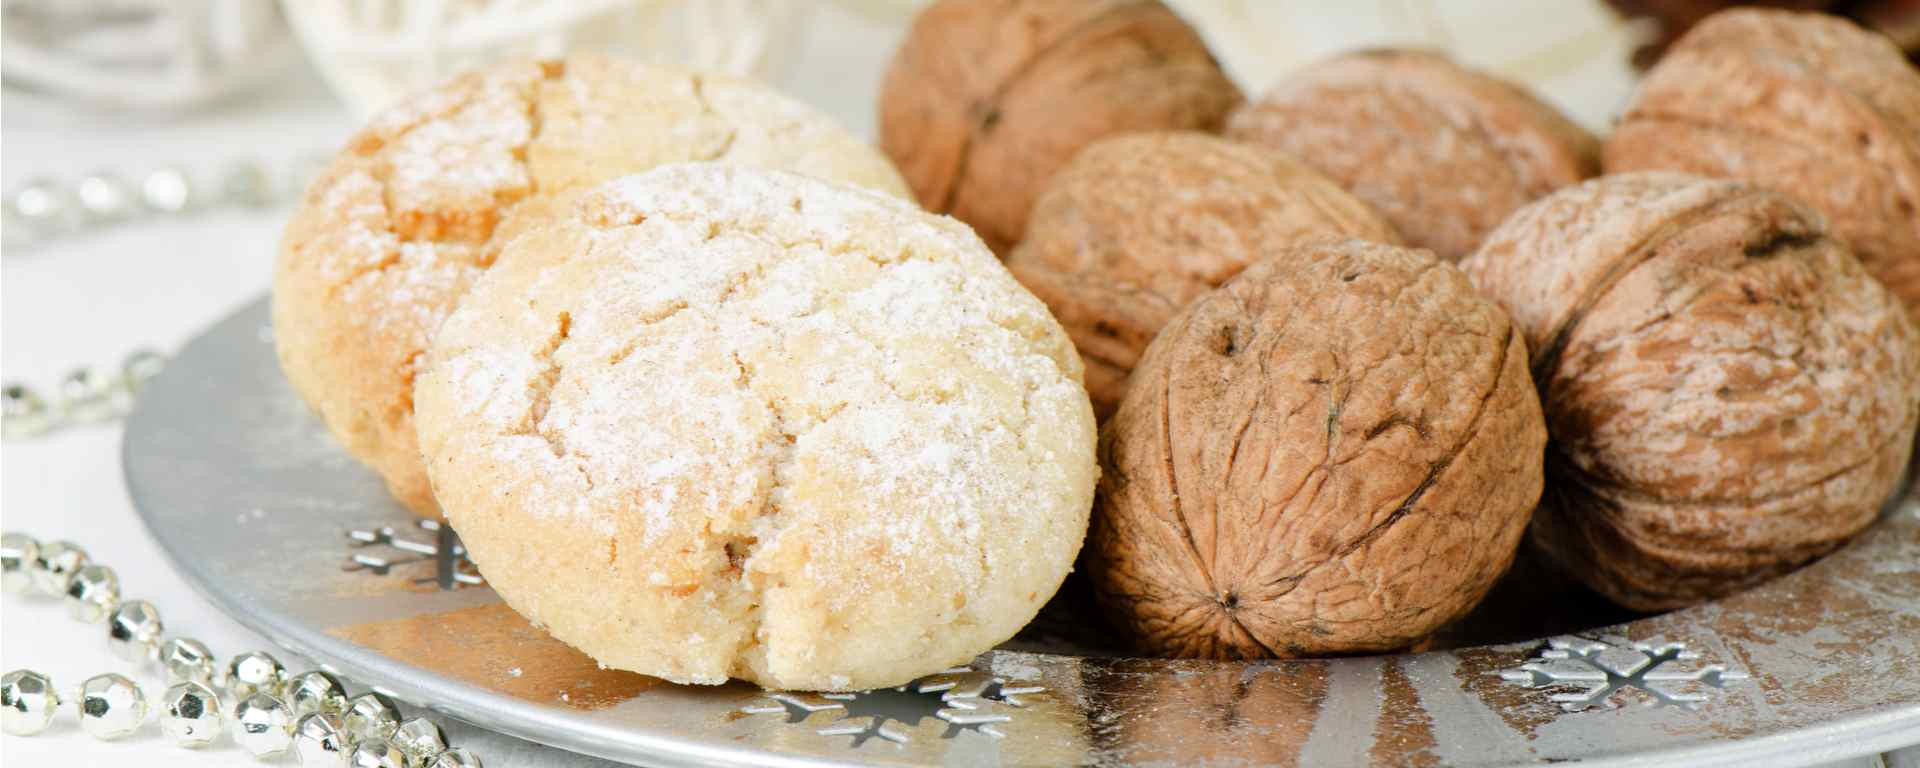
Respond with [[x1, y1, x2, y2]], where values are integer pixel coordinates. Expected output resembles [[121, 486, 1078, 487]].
[[1225, 49, 1599, 262], [273, 55, 907, 516], [878, 0, 1243, 254], [1462, 172, 1920, 611], [1090, 241, 1546, 659], [1006, 132, 1400, 418], [1605, 9, 1920, 320]]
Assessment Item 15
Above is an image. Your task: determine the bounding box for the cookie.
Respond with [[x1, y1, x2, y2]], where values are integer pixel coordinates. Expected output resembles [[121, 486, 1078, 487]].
[[413, 164, 1097, 690], [273, 54, 910, 517]]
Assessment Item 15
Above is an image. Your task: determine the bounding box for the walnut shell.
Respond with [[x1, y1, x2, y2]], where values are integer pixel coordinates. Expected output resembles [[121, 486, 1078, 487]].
[[878, 0, 1243, 254], [1225, 49, 1599, 262], [1462, 172, 1920, 611], [1006, 132, 1400, 418], [1604, 9, 1920, 321], [1090, 241, 1546, 659]]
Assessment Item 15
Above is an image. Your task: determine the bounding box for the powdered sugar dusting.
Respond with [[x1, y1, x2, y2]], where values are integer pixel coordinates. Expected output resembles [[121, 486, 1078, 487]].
[[416, 163, 1096, 689]]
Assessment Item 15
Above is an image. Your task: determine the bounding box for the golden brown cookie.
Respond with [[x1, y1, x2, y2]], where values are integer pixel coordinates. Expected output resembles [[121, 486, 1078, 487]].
[[414, 165, 1096, 690], [273, 55, 908, 517]]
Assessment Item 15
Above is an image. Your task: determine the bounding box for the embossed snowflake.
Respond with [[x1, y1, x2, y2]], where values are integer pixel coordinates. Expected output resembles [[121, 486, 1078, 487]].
[[343, 518, 484, 590], [1500, 636, 1747, 711], [740, 667, 1042, 746]]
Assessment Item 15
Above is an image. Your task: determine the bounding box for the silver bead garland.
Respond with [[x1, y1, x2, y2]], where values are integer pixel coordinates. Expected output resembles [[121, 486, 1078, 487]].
[[0, 530, 484, 767], [2, 153, 327, 442]]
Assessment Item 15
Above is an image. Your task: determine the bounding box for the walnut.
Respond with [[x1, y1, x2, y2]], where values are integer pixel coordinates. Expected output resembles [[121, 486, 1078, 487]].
[[1462, 172, 1920, 611], [1089, 241, 1546, 659], [1225, 49, 1599, 262], [1006, 132, 1399, 418], [877, 0, 1244, 254], [1604, 8, 1920, 320]]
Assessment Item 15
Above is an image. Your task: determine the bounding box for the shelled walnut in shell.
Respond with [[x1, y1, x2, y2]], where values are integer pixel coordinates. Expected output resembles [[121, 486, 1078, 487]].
[[1089, 240, 1546, 659], [878, 0, 1243, 254], [1005, 132, 1399, 418], [1462, 172, 1920, 611], [1226, 49, 1598, 262], [1604, 8, 1920, 320]]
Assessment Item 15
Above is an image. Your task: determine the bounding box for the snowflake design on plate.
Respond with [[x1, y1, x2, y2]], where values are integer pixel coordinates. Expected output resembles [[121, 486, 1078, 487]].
[[343, 518, 484, 590], [740, 667, 1044, 746], [1500, 636, 1748, 711]]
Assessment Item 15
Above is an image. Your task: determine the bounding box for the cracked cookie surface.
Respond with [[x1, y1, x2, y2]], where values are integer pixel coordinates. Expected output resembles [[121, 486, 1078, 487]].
[[273, 54, 909, 517], [414, 165, 1096, 690], [1089, 240, 1545, 659]]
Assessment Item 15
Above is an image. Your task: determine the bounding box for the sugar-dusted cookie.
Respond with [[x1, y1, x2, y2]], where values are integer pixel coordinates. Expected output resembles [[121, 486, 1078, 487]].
[[414, 165, 1096, 690], [274, 54, 908, 517]]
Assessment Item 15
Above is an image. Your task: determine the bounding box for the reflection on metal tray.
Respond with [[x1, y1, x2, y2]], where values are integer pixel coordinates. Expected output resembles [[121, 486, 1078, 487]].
[[125, 298, 1920, 767]]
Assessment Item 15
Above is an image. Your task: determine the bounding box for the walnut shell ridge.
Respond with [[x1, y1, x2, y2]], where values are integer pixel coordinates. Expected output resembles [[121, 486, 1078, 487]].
[[1089, 241, 1546, 659], [878, 0, 1244, 254], [1006, 132, 1400, 418], [1226, 49, 1599, 262], [1461, 172, 1920, 611], [1605, 9, 1920, 321]]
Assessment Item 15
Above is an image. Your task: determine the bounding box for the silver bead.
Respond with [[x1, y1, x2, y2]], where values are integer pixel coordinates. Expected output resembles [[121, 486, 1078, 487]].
[[64, 563, 120, 622], [344, 692, 400, 741], [348, 738, 406, 768], [30, 540, 88, 596], [59, 367, 121, 424], [122, 349, 167, 395], [78, 673, 147, 739], [227, 650, 290, 699], [221, 161, 273, 207], [232, 692, 295, 757], [106, 600, 165, 662], [2, 384, 53, 439], [393, 717, 446, 765], [294, 712, 352, 766], [141, 167, 194, 213], [10, 178, 71, 234], [75, 172, 133, 222], [0, 533, 38, 593], [159, 637, 216, 684], [287, 670, 348, 718], [160, 681, 223, 747], [1, 669, 60, 735], [430, 747, 482, 768]]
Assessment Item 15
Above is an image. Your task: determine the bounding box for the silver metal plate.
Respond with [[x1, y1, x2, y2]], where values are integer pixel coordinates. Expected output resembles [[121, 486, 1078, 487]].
[[124, 298, 1920, 767]]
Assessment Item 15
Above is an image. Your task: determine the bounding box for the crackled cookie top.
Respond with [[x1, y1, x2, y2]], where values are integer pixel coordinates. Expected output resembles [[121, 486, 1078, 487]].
[[272, 54, 908, 517], [414, 164, 1096, 691]]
